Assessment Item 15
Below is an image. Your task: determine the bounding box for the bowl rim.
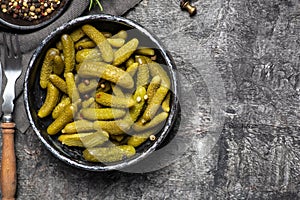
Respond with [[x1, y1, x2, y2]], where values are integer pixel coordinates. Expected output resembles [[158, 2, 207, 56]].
[[0, 0, 71, 31], [24, 14, 179, 171]]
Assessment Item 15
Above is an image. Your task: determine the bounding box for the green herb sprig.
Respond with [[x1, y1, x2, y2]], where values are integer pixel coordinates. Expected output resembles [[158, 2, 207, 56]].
[[89, 0, 103, 11]]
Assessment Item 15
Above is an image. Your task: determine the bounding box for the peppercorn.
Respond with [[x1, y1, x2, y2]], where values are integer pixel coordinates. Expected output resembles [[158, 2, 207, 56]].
[[0, 0, 63, 21]]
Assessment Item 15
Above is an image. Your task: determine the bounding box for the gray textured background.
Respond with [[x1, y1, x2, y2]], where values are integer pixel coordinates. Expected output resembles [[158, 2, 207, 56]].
[[2, 0, 300, 199]]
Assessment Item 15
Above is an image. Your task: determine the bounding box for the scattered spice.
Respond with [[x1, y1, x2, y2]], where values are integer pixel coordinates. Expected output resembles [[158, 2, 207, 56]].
[[143, 94, 148, 100], [100, 83, 106, 89], [83, 79, 90, 86], [149, 135, 156, 141], [0, 0, 62, 21], [136, 96, 142, 103]]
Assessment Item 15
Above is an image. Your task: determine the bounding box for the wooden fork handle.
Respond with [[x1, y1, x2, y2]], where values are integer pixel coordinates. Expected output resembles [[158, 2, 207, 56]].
[[1, 122, 16, 200]]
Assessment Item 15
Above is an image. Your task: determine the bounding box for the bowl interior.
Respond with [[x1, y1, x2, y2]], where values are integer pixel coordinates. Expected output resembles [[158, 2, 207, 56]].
[[25, 15, 178, 171], [0, 0, 71, 31]]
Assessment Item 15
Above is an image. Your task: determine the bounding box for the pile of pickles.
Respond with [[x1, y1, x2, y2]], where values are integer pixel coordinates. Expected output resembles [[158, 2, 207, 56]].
[[37, 24, 171, 163]]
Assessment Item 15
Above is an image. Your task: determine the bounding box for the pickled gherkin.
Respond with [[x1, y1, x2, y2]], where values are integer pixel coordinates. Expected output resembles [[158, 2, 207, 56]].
[[111, 30, 128, 40], [75, 38, 96, 50], [38, 82, 60, 118], [113, 38, 139, 66], [135, 56, 149, 88], [133, 112, 168, 132], [83, 145, 136, 163], [62, 120, 94, 134], [49, 74, 68, 94], [70, 28, 85, 42], [147, 75, 161, 103], [47, 104, 77, 135], [107, 38, 125, 48], [162, 92, 171, 113], [81, 108, 126, 120], [52, 95, 71, 119], [53, 55, 65, 75], [141, 86, 169, 122], [64, 72, 80, 102], [129, 86, 147, 122], [40, 48, 60, 89], [95, 92, 135, 108], [78, 79, 98, 94], [127, 128, 159, 147], [78, 61, 134, 89], [82, 24, 114, 63], [61, 34, 76, 73], [58, 130, 109, 148], [135, 47, 155, 56], [145, 57, 170, 89], [93, 120, 131, 135], [75, 48, 102, 63]]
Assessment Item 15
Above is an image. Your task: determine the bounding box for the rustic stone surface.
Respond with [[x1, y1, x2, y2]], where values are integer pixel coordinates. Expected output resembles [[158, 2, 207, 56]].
[[2, 0, 300, 199]]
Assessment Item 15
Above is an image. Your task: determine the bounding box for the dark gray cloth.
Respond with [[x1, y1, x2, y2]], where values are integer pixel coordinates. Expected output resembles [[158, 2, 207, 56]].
[[0, 0, 141, 133]]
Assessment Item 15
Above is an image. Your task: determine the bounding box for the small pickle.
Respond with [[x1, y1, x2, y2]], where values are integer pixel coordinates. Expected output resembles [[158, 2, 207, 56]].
[[52, 95, 71, 119], [56, 41, 63, 50], [58, 130, 109, 148], [93, 120, 132, 135], [62, 120, 94, 134], [61, 34, 76, 73], [75, 38, 96, 50], [49, 74, 68, 94], [127, 129, 159, 147], [129, 86, 147, 122], [64, 72, 80, 102], [70, 28, 85, 42], [89, 101, 102, 109], [133, 112, 168, 132], [40, 48, 60, 89], [80, 108, 126, 120], [111, 30, 128, 40], [147, 75, 161, 102], [111, 84, 125, 97], [78, 61, 134, 89], [135, 47, 155, 56], [136, 56, 149, 88], [95, 92, 135, 108], [142, 86, 169, 122], [83, 145, 136, 163], [78, 79, 99, 94], [47, 103, 77, 135], [145, 57, 171, 88], [101, 32, 112, 38], [82, 97, 95, 108], [38, 82, 60, 118], [82, 24, 114, 63], [75, 48, 102, 63], [107, 38, 125, 48], [162, 92, 171, 113], [52, 55, 65, 75], [113, 38, 139, 66], [125, 57, 133, 67], [126, 62, 139, 77]]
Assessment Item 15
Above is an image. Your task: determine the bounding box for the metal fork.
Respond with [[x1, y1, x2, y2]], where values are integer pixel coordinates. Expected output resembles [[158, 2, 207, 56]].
[[1, 32, 22, 200]]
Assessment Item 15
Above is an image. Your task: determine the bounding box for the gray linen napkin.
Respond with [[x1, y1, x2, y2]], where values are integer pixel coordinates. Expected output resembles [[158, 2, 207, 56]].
[[2, 0, 141, 133]]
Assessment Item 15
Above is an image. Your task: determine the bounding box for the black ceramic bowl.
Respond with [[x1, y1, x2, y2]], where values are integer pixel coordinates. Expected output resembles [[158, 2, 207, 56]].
[[0, 0, 71, 31], [24, 14, 179, 171]]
